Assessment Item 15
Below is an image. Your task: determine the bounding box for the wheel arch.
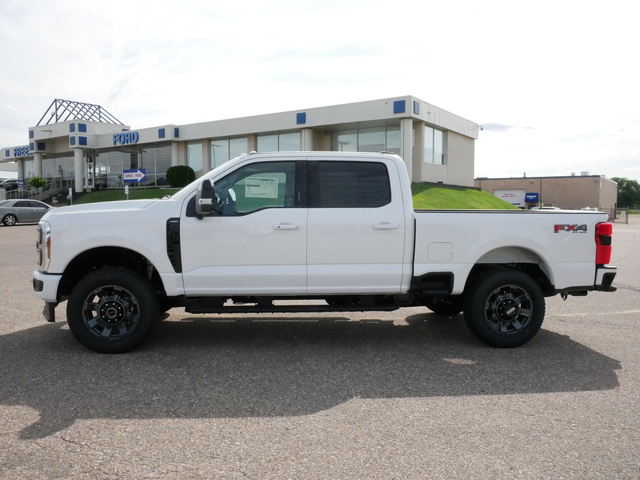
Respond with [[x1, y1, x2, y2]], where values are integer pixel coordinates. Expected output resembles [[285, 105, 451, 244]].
[[58, 246, 165, 301], [467, 246, 555, 296]]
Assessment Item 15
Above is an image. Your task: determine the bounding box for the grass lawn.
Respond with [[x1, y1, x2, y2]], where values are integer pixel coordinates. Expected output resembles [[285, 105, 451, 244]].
[[73, 188, 181, 205], [71, 184, 518, 210], [411, 184, 519, 210]]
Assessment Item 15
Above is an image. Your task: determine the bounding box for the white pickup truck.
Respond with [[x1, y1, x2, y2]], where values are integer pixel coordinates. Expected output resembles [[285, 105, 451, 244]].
[[32, 152, 617, 353]]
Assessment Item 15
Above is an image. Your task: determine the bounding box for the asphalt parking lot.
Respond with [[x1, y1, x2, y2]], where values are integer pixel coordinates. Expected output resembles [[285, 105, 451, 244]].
[[1, 218, 638, 479]]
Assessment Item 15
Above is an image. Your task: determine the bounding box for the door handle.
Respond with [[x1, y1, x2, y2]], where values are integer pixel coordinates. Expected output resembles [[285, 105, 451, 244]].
[[373, 223, 399, 230], [273, 224, 300, 230]]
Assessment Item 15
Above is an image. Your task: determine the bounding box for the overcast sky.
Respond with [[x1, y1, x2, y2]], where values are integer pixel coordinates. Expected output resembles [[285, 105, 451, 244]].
[[1, 0, 639, 180]]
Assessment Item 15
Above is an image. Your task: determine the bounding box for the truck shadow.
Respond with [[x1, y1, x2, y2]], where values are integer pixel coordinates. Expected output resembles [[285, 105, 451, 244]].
[[0, 312, 621, 439]]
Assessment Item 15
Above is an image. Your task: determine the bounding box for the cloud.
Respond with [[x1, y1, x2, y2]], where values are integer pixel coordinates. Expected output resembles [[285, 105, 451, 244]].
[[480, 123, 536, 133]]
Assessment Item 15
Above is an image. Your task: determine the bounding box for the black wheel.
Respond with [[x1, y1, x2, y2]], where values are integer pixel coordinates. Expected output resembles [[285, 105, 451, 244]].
[[3, 214, 17, 226], [66, 268, 160, 353], [463, 268, 544, 348], [424, 296, 463, 315]]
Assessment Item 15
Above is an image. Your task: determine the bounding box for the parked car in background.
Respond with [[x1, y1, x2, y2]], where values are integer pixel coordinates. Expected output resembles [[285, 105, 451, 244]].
[[0, 179, 19, 191], [0, 199, 52, 226]]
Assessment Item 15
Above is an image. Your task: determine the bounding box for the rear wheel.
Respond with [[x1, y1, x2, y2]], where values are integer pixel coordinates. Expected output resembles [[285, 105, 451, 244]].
[[2, 214, 17, 226], [463, 268, 544, 347], [66, 268, 160, 353]]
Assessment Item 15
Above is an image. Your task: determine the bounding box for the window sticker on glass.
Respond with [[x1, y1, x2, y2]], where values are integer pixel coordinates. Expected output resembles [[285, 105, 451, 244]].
[[245, 176, 279, 198]]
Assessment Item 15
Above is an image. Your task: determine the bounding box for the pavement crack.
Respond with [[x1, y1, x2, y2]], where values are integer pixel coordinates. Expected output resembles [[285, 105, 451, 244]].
[[58, 435, 90, 447]]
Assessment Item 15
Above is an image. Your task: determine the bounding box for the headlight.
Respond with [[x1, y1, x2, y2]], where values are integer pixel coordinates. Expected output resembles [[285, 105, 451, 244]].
[[36, 221, 52, 272]]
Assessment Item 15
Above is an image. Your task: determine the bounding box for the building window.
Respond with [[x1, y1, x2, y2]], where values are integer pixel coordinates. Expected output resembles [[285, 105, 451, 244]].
[[332, 130, 357, 152], [141, 144, 172, 186], [92, 145, 170, 188], [23, 159, 34, 178], [386, 125, 401, 155], [331, 125, 400, 154], [257, 132, 300, 152], [187, 142, 203, 173], [211, 137, 249, 169], [424, 125, 445, 165], [358, 127, 386, 152]]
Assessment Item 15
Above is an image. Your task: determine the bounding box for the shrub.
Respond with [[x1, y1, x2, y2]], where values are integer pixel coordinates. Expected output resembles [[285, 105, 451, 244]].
[[28, 176, 48, 190], [166, 166, 196, 188]]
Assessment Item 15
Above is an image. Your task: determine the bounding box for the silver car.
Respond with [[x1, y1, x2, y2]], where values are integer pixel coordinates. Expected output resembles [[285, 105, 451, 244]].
[[0, 199, 52, 226]]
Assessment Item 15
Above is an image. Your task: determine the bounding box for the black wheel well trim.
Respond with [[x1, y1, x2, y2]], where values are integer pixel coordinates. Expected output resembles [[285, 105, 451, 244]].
[[464, 263, 555, 296], [57, 246, 165, 301]]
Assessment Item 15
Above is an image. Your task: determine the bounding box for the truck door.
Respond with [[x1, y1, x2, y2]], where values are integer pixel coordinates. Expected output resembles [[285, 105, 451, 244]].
[[306, 160, 407, 294], [180, 160, 307, 295]]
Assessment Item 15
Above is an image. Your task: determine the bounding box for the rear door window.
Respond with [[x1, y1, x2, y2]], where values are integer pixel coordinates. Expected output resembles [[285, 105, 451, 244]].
[[308, 161, 391, 208]]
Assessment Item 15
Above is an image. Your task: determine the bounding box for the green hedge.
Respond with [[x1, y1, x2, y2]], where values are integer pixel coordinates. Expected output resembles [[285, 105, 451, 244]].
[[166, 166, 196, 188]]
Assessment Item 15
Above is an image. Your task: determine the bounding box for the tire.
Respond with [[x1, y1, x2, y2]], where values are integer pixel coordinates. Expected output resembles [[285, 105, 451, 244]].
[[66, 268, 160, 353], [463, 268, 545, 348], [3, 214, 17, 226], [424, 296, 464, 315]]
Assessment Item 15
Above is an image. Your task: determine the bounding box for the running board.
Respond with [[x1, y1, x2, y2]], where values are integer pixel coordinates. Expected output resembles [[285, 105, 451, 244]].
[[185, 303, 400, 314]]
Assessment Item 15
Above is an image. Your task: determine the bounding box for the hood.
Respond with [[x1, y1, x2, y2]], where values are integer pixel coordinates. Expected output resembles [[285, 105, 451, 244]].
[[42, 199, 159, 221]]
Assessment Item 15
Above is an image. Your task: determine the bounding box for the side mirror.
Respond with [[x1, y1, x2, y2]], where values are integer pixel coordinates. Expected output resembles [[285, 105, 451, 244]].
[[195, 179, 218, 219]]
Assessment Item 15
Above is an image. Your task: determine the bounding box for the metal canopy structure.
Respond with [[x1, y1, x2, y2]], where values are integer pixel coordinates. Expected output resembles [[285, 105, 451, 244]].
[[36, 99, 124, 126]]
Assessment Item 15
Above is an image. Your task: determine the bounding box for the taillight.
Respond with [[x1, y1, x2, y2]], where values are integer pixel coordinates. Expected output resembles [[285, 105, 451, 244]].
[[595, 222, 612, 265]]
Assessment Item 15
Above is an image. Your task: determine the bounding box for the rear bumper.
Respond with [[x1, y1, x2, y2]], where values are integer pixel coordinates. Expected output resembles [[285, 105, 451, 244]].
[[595, 266, 617, 292]]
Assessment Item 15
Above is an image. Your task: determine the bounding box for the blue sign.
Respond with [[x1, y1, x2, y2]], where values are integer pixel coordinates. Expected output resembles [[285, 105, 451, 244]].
[[18, 177, 24, 188], [112, 131, 140, 145], [123, 169, 146, 183], [525, 193, 539, 202]]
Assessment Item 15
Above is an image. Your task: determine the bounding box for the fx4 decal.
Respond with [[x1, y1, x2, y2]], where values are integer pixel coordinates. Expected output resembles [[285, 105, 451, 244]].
[[554, 224, 587, 233]]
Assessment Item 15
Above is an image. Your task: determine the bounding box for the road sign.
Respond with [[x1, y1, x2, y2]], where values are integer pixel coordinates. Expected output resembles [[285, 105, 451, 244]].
[[18, 177, 24, 188], [123, 169, 147, 183]]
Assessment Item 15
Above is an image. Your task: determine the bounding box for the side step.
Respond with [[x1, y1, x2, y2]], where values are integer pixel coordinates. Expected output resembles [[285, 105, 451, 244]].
[[185, 304, 401, 314]]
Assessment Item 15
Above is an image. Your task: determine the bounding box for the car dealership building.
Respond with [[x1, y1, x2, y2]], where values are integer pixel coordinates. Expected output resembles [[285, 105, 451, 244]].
[[0, 96, 479, 196]]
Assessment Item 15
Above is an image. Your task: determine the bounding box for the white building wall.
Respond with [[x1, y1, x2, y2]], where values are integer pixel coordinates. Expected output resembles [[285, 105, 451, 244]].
[[1, 96, 479, 188], [444, 131, 475, 187]]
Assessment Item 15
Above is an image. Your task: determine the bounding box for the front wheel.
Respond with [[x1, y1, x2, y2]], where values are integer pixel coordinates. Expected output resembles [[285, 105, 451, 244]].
[[66, 268, 160, 353], [2, 214, 17, 226], [463, 268, 545, 348]]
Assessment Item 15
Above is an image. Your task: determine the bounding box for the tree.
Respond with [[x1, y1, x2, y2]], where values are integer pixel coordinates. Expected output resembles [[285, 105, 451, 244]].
[[611, 177, 640, 209], [28, 176, 48, 200]]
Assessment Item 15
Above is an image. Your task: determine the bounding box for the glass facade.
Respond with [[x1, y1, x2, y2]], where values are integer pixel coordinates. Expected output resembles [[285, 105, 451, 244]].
[[424, 125, 445, 165], [23, 159, 34, 178], [95, 147, 136, 188], [257, 132, 300, 152], [42, 153, 75, 190], [141, 144, 171, 185], [92, 144, 171, 188], [187, 142, 203, 173], [332, 130, 357, 152], [331, 125, 400, 155], [211, 136, 249, 169]]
